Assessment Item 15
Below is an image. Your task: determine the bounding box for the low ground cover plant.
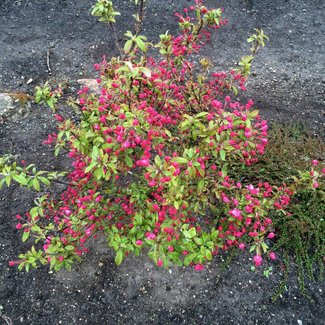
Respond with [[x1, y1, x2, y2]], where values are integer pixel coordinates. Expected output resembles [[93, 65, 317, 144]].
[[0, 0, 324, 280]]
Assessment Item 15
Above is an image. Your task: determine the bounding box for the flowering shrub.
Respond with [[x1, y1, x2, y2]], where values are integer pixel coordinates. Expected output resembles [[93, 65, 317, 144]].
[[1, 0, 324, 272]]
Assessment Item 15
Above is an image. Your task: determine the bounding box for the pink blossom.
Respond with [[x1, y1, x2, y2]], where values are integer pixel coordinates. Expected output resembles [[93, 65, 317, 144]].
[[253, 255, 263, 267], [122, 141, 131, 148], [238, 243, 245, 250], [148, 180, 156, 187], [269, 252, 276, 260], [135, 240, 143, 246], [136, 159, 150, 167], [229, 208, 242, 220], [311, 159, 318, 166], [267, 232, 275, 239], [194, 264, 204, 271], [145, 232, 156, 240], [15, 223, 23, 230], [157, 259, 163, 267]]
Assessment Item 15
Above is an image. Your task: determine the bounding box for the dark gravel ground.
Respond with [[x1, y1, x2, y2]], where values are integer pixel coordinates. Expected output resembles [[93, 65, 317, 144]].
[[0, 0, 324, 324]]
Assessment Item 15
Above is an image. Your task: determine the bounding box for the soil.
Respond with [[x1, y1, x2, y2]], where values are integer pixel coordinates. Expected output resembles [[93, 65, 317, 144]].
[[0, 0, 324, 324]]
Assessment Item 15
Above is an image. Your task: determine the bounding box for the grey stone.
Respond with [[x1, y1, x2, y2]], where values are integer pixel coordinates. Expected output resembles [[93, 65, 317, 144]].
[[0, 93, 31, 122]]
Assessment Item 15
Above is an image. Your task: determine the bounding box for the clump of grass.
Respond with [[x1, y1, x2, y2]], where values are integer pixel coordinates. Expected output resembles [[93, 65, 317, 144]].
[[230, 123, 324, 298], [272, 189, 324, 300]]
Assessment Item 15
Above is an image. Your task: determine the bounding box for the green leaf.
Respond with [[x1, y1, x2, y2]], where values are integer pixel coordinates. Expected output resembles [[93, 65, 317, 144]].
[[22, 230, 30, 242], [92, 146, 99, 160], [205, 249, 212, 261], [249, 244, 256, 253], [13, 174, 28, 186], [125, 155, 133, 168], [248, 110, 259, 118], [220, 150, 226, 161], [135, 37, 146, 52], [115, 250, 124, 265], [31, 224, 42, 233], [173, 157, 188, 164], [30, 207, 39, 220], [39, 176, 51, 186], [184, 227, 196, 239], [5, 175, 11, 187], [195, 112, 209, 118], [0, 178, 6, 189], [94, 167, 104, 180], [124, 39, 133, 54], [154, 155, 162, 166], [85, 162, 97, 173], [32, 178, 41, 191], [65, 245, 75, 252], [184, 253, 197, 266], [261, 242, 268, 253]]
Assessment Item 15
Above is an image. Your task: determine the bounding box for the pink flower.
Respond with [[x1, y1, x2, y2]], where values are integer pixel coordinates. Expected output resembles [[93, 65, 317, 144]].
[[136, 159, 150, 167], [311, 160, 318, 166], [229, 208, 242, 220], [194, 264, 204, 271], [253, 255, 263, 267], [238, 243, 245, 250], [15, 223, 23, 230], [148, 180, 156, 187], [157, 259, 163, 267], [267, 232, 275, 239], [269, 252, 276, 260], [167, 246, 174, 252], [135, 240, 143, 246], [122, 141, 130, 148], [54, 114, 64, 122], [145, 232, 156, 240]]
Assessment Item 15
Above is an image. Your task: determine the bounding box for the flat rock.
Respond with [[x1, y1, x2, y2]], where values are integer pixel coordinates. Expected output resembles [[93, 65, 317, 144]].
[[0, 93, 31, 122], [77, 79, 101, 94]]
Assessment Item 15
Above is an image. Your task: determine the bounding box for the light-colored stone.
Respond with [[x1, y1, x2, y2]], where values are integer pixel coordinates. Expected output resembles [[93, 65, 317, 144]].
[[77, 78, 101, 94], [0, 93, 14, 117], [0, 93, 31, 122]]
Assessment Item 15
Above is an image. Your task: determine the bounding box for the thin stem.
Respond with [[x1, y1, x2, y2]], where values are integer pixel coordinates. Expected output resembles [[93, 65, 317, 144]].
[[109, 22, 123, 56], [135, 0, 146, 34]]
